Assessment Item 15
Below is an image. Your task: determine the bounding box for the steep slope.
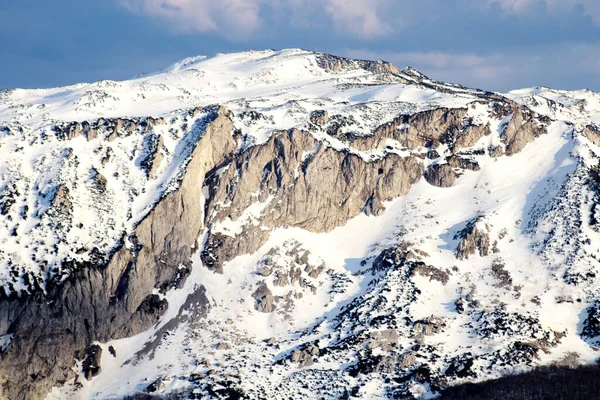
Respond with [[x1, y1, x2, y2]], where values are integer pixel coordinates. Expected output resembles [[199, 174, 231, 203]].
[[0, 49, 599, 399]]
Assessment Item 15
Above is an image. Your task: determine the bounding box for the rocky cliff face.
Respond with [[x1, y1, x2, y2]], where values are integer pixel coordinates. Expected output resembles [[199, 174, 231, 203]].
[[315, 53, 404, 76], [0, 106, 237, 399], [201, 128, 423, 273], [0, 49, 599, 399]]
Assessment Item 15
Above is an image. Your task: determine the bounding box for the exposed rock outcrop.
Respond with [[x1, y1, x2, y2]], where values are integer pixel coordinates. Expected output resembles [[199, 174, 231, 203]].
[[50, 184, 73, 214], [316, 54, 403, 75], [455, 217, 491, 260], [89, 168, 107, 192], [424, 164, 458, 188], [309, 110, 329, 127], [412, 263, 450, 285], [367, 329, 399, 351], [334, 101, 546, 158], [0, 107, 237, 400], [491, 259, 512, 288], [201, 128, 423, 272], [488, 144, 505, 158], [501, 104, 550, 155], [252, 283, 276, 313], [146, 377, 167, 393], [53, 116, 166, 142], [413, 316, 447, 336], [346, 107, 490, 152], [583, 124, 600, 147], [53, 122, 83, 141], [447, 155, 480, 171], [140, 134, 166, 178], [290, 343, 320, 367], [81, 344, 102, 380], [0, 184, 19, 216]]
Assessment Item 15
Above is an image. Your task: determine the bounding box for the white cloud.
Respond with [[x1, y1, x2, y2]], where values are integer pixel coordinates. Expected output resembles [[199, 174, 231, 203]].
[[325, 0, 393, 37], [117, 0, 600, 39], [118, 0, 398, 38], [550, 0, 600, 22], [490, 0, 600, 22], [489, 0, 541, 13], [118, 0, 263, 36]]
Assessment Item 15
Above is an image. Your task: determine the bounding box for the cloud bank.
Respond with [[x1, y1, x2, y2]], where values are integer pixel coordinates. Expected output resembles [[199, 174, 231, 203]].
[[118, 0, 264, 36], [118, 0, 600, 38]]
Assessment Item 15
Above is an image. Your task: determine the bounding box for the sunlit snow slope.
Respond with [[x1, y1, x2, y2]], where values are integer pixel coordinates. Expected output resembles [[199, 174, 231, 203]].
[[2, 49, 600, 400]]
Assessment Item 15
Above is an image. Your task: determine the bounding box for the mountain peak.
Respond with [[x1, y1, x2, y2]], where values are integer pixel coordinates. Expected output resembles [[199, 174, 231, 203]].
[[4, 48, 600, 400], [163, 55, 209, 73], [404, 65, 430, 80]]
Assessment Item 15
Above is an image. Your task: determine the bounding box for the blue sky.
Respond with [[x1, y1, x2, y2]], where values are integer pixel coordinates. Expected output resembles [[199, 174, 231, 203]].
[[1, 0, 600, 92]]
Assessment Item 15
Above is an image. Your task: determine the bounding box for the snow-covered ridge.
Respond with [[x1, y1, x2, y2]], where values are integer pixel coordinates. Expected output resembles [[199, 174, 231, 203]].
[[0, 48, 428, 125], [1, 48, 598, 296], [5, 48, 600, 400], [0, 49, 483, 296]]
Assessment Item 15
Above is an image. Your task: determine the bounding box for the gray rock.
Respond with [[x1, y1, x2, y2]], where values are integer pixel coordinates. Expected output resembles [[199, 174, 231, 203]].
[[316, 54, 403, 75], [90, 168, 107, 192], [100, 147, 112, 166], [81, 121, 98, 141], [583, 124, 600, 147], [51, 184, 73, 214], [53, 122, 82, 140], [291, 343, 319, 367], [252, 283, 276, 313], [146, 377, 167, 393], [216, 342, 232, 350], [309, 110, 329, 127], [412, 263, 450, 285], [455, 217, 491, 260], [139, 134, 166, 178], [0, 184, 19, 216], [349, 107, 490, 152], [413, 316, 447, 336], [447, 155, 480, 171], [0, 107, 237, 400], [491, 260, 513, 288], [201, 128, 423, 272], [424, 164, 457, 188], [502, 103, 549, 156], [367, 329, 399, 351], [455, 298, 465, 314], [81, 344, 102, 381], [488, 144, 505, 158]]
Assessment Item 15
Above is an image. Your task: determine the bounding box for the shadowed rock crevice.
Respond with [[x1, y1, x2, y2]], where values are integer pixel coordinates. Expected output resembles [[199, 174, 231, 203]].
[[81, 344, 102, 380]]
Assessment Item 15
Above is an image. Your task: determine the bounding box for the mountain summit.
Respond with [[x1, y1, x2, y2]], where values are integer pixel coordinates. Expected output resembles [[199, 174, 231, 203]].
[[2, 49, 600, 399]]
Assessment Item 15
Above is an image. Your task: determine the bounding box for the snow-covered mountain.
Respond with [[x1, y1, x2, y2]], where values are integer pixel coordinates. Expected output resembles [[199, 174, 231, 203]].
[[2, 49, 600, 399]]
